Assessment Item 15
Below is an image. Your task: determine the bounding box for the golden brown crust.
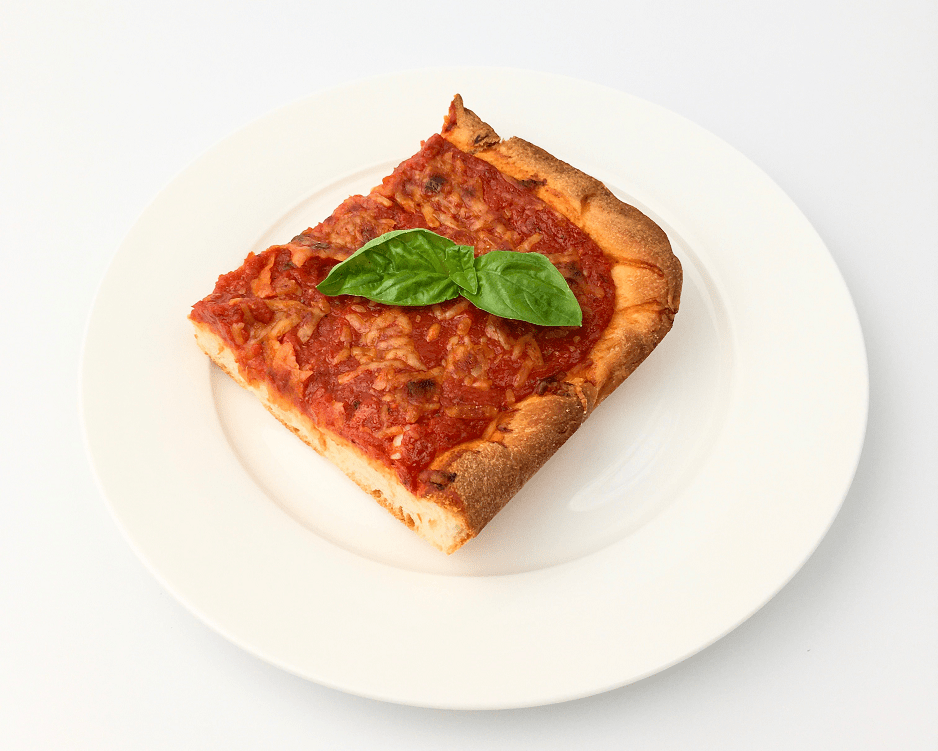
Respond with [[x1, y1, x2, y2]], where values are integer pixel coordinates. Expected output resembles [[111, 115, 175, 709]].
[[421, 96, 683, 534], [425, 382, 589, 535], [443, 95, 682, 404], [192, 97, 682, 553]]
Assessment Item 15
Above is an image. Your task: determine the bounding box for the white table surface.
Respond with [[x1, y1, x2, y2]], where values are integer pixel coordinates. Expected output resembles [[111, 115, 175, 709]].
[[2, 1, 936, 748]]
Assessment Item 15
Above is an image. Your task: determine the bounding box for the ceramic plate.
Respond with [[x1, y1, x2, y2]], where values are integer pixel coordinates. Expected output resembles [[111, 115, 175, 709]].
[[81, 68, 868, 708]]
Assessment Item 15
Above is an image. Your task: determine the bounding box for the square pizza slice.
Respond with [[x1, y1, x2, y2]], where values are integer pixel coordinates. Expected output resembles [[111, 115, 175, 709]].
[[189, 96, 682, 553]]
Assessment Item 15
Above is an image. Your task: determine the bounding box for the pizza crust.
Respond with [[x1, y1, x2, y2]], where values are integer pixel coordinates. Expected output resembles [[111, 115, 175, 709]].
[[442, 95, 682, 404], [191, 96, 682, 553], [408, 96, 683, 542], [192, 322, 476, 553]]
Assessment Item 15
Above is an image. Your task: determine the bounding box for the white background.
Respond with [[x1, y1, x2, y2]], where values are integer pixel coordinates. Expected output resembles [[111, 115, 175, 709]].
[[2, 1, 936, 748]]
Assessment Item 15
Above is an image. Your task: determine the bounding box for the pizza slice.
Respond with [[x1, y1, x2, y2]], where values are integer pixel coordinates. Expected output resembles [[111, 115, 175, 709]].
[[189, 95, 682, 553]]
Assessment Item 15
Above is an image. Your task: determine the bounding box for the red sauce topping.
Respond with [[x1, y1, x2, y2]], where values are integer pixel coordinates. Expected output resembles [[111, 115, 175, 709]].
[[191, 135, 615, 491]]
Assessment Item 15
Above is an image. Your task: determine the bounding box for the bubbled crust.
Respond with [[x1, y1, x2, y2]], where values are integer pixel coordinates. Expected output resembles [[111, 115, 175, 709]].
[[420, 95, 683, 535]]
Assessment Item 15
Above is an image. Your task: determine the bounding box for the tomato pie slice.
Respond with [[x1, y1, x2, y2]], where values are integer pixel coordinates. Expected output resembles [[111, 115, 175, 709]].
[[189, 96, 682, 553]]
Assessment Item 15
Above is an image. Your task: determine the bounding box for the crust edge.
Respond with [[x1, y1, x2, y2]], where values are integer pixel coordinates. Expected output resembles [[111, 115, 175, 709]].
[[442, 94, 683, 404], [191, 322, 474, 553], [191, 319, 590, 553]]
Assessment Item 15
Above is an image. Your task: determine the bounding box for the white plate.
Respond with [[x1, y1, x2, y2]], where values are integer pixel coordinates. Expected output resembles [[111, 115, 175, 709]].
[[80, 69, 868, 709]]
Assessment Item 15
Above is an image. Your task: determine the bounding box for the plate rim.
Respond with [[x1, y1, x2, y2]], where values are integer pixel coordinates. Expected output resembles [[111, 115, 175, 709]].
[[80, 67, 869, 709]]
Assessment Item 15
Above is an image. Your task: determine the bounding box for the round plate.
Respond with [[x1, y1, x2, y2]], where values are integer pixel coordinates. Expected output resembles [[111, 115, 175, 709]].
[[80, 68, 868, 709]]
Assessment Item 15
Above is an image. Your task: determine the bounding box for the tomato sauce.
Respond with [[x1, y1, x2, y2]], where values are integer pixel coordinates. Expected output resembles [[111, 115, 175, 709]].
[[191, 135, 615, 491]]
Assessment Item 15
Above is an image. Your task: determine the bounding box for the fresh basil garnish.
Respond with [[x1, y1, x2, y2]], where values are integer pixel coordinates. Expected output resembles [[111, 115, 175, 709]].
[[461, 251, 582, 327], [317, 228, 582, 326], [316, 228, 476, 305], [441, 241, 479, 295]]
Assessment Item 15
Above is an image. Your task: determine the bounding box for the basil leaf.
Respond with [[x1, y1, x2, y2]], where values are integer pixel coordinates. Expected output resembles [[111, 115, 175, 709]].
[[443, 244, 479, 294], [316, 228, 462, 305], [462, 251, 582, 327], [316, 229, 582, 327]]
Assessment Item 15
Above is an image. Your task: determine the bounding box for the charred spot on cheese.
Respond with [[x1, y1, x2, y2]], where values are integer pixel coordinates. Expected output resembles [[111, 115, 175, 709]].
[[407, 378, 437, 398], [423, 175, 446, 194], [290, 233, 329, 248], [190, 135, 615, 492]]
